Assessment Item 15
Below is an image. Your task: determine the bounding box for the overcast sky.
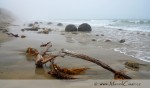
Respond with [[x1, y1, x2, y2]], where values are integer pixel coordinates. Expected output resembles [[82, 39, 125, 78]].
[[0, 0, 150, 21]]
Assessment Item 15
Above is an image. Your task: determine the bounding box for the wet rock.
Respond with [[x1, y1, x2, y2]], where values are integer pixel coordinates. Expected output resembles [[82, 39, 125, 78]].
[[124, 61, 140, 71], [21, 29, 25, 32], [13, 34, 19, 37], [57, 23, 63, 26], [34, 22, 38, 24], [91, 39, 96, 41], [28, 23, 34, 27], [78, 23, 92, 32], [95, 34, 99, 36], [119, 39, 125, 43], [105, 39, 111, 42], [101, 34, 104, 36], [47, 22, 52, 25], [118, 29, 123, 31], [65, 24, 77, 32], [21, 35, 26, 38]]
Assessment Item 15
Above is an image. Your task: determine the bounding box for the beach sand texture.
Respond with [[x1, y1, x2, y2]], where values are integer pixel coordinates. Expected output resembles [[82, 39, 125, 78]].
[[0, 21, 150, 79]]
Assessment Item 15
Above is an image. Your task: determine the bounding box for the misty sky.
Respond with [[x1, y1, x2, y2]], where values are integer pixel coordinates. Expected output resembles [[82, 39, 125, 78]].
[[0, 0, 150, 21]]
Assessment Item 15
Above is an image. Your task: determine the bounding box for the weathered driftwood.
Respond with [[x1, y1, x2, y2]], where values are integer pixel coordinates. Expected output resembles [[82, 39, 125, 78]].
[[26, 47, 39, 56], [40, 42, 52, 56], [7, 33, 19, 37], [61, 49, 131, 79], [53, 64, 89, 75], [26, 41, 132, 79], [35, 42, 54, 67], [48, 59, 75, 79], [40, 42, 51, 47]]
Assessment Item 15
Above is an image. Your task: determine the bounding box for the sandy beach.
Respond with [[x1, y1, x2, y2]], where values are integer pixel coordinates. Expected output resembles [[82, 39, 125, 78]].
[[0, 26, 12, 43], [0, 21, 150, 79]]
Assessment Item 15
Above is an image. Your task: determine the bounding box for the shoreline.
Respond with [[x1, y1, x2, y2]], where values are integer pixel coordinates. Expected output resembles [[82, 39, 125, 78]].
[[0, 21, 150, 79], [0, 24, 13, 44]]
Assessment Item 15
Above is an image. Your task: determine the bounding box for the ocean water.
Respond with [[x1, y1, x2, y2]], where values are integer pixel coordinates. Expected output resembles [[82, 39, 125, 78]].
[[15, 19, 150, 63], [56, 19, 150, 32], [54, 19, 150, 63]]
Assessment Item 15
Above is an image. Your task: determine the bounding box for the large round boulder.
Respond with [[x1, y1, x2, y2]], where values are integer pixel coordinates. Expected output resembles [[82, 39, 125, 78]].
[[78, 23, 92, 32], [65, 24, 77, 32]]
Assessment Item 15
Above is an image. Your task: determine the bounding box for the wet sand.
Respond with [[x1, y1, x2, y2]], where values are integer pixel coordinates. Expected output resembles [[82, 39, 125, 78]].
[[0, 22, 150, 79]]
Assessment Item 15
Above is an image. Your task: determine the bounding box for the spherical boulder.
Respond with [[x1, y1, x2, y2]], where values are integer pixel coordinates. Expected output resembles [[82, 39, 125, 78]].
[[78, 23, 92, 32], [47, 22, 52, 25], [65, 24, 77, 32], [57, 23, 63, 26], [119, 39, 125, 43]]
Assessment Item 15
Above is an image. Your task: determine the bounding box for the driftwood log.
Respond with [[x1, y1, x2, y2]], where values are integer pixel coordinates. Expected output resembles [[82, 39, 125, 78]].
[[48, 59, 75, 79], [61, 49, 131, 79], [35, 42, 53, 67], [27, 41, 131, 79]]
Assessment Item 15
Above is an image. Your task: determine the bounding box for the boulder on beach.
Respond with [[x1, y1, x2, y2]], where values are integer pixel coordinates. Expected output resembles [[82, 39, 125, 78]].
[[47, 22, 52, 25], [57, 23, 63, 26], [28, 23, 34, 27], [119, 39, 125, 43], [78, 23, 92, 32], [118, 29, 123, 31], [95, 34, 99, 36], [105, 39, 111, 42], [21, 28, 25, 31], [101, 34, 104, 36], [91, 39, 96, 41], [65, 24, 77, 32], [21, 35, 26, 38], [34, 22, 38, 24]]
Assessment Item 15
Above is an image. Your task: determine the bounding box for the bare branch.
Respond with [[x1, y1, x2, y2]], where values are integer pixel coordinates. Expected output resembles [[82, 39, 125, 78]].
[[61, 49, 131, 79]]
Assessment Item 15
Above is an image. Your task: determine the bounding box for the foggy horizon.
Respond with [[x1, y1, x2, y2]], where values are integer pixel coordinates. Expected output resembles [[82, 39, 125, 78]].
[[0, 0, 150, 21]]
